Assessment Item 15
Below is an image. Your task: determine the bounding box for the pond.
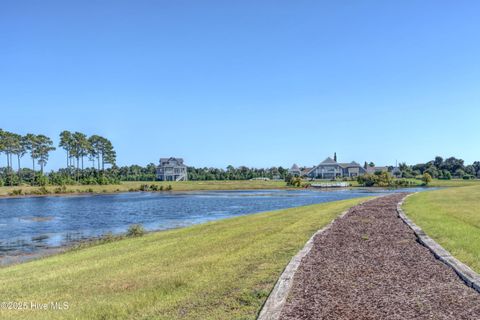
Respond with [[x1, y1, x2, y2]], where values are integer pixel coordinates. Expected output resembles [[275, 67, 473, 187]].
[[0, 188, 425, 264]]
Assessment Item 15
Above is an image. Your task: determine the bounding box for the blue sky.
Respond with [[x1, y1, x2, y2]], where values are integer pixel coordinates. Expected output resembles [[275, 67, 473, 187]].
[[1, 1, 479, 170]]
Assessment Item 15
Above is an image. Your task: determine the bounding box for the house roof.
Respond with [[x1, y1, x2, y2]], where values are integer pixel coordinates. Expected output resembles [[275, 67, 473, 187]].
[[366, 166, 388, 173], [301, 167, 314, 175], [159, 157, 185, 166], [290, 163, 300, 171], [320, 157, 337, 164], [160, 157, 184, 162], [338, 161, 362, 168]]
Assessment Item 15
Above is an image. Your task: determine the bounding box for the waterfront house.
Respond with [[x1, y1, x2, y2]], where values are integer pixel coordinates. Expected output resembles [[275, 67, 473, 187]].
[[307, 157, 366, 179], [157, 157, 188, 181]]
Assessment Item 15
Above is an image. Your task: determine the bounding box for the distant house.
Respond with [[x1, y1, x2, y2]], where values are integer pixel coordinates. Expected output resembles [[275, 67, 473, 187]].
[[307, 157, 366, 179], [289, 164, 302, 176], [391, 166, 402, 177], [157, 157, 188, 181], [366, 166, 402, 177], [301, 167, 314, 177], [366, 166, 389, 174]]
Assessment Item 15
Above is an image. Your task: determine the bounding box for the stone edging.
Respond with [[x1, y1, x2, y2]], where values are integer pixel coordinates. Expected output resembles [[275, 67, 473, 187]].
[[257, 208, 350, 320], [397, 193, 480, 293]]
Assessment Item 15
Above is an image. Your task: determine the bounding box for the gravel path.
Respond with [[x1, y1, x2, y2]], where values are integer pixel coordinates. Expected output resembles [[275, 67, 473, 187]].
[[279, 194, 480, 320]]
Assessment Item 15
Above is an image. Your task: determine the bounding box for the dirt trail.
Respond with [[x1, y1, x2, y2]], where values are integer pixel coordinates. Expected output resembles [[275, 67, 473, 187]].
[[280, 194, 480, 320]]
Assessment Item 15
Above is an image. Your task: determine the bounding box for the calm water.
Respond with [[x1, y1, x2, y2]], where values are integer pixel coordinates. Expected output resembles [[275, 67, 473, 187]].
[[0, 188, 425, 263]]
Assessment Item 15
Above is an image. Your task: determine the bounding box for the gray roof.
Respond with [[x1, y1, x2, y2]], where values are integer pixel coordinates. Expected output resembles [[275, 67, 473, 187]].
[[339, 161, 362, 168], [302, 167, 314, 175], [366, 166, 388, 173], [290, 163, 300, 171], [321, 157, 337, 164], [159, 157, 186, 166]]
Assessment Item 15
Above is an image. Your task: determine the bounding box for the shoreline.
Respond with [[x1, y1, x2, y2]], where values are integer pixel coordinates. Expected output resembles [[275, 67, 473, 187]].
[[0, 180, 438, 200], [0, 187, 426, 268]]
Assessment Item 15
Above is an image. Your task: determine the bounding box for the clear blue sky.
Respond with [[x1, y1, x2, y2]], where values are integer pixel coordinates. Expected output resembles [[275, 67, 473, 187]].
[[1, 1, 479, 170]]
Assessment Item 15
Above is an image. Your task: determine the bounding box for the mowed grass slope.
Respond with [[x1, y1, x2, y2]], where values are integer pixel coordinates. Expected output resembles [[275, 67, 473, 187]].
[[0, 197, 368, 320], [403, 185, 480, 273]]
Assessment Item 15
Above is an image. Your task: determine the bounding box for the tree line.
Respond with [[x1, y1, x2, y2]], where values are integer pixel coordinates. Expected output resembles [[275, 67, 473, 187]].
[[399, 156, 480, 180], [187, 165, 289, 181], [1, 132, 479, 188], [0, 129, 55, 174], [58, 131, 116, 171], [0, 129, 116, 186], [116, 165, 289, 181]]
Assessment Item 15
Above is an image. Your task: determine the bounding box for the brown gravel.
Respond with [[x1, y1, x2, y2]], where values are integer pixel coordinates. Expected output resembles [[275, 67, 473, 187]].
[[279, 193, 480, 320]]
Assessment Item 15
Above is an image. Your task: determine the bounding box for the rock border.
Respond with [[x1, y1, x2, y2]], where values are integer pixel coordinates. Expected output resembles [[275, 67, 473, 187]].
[[397, 193, 480, 293]]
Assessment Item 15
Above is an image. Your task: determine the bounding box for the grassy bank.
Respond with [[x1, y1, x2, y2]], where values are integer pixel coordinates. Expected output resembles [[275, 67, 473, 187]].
[[0, 180, 289, 197], [0, 197, 368, 320], [1, 178, 478, 198], [427, 179, 480, 187], [403, 185, 480, 273]]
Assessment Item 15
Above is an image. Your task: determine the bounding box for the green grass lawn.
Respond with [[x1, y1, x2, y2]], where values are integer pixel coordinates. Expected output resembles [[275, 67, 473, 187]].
[[403, 185, 480, 273], [427, 179, 480, 187], [0, 197, 368, 320]]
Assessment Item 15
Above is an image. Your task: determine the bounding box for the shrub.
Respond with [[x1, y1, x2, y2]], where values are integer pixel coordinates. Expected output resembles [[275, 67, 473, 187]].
[[5, 174, 20, 186], [150, 184, 159, 191], [422, 173, 433, 185], [286, 176, 302, 187], [357, 174, 376, 187], [140, 184, 150, 191], [81, 177, 98, 185], [35, 174, 49, 186], [166, 185, 173, 191], [127, 224, 145, 237], [357, 172, 395, 187], [393, 179, 416, 187], [9, 189, 23, 196], [444, 171, 452, 179], [54, 185, 67, 194]]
